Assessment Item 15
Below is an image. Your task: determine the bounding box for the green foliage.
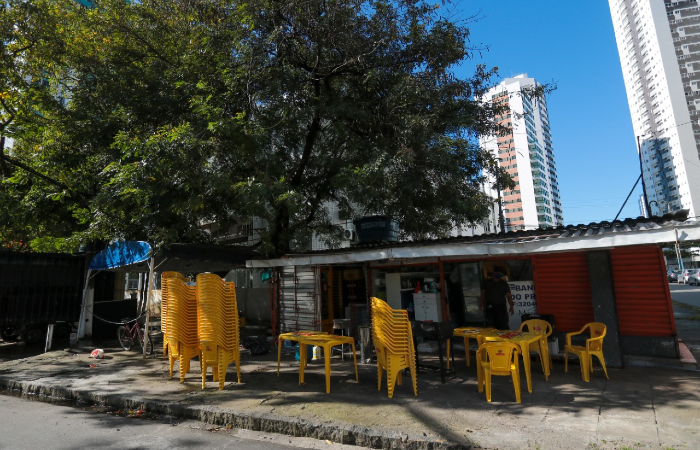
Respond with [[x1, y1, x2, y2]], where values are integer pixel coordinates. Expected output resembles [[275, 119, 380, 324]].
[[662, 244, 699, 259], [1, 0, 510, 256]]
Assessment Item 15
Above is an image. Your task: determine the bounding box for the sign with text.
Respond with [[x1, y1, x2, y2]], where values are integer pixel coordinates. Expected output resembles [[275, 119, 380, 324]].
[[507, 281, 537, 331]]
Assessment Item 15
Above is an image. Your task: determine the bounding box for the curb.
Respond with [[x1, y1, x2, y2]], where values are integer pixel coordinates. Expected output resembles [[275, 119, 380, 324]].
[[0, 378, 470, 450]]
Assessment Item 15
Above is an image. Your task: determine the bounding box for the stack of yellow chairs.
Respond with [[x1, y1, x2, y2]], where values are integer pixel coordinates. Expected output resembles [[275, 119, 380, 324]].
[[160, 271, 174, 359], [196, 273, 241, 390], [161, 272, 200, 382], [370, 297, 417, 398]]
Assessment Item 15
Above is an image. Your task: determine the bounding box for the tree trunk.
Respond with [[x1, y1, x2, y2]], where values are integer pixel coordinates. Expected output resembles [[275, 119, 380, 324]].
[[271, 204, 291, 256]]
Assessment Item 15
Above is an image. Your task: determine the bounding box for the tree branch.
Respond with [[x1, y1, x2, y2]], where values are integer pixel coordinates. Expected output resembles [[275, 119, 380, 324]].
[[112, 20, 178, 69], [0, 152, 70, 190], [0, 153, 93, 208]]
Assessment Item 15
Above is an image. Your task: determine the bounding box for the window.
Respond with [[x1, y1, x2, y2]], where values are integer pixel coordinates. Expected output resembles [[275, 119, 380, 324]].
[[126, 273, 140, 290]]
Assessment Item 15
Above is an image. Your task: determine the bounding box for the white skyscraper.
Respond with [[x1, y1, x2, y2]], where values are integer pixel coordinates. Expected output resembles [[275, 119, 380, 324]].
[[479, 75, 564, 232], [609, 0, 700, 218]]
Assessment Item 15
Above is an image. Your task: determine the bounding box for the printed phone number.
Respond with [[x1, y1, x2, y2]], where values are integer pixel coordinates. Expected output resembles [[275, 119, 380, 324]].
[[515, 301, 537, 307]]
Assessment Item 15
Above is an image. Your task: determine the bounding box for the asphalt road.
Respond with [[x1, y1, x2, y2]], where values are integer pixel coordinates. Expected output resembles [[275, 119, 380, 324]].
[[0, 394, 361, 450], [669, 282, 700, 309], [668, 283, 700, 364]]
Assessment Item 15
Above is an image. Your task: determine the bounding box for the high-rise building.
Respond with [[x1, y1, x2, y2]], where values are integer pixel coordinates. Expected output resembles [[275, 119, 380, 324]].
[[479, 75, 564, 231], [609, 0, 700, 218]]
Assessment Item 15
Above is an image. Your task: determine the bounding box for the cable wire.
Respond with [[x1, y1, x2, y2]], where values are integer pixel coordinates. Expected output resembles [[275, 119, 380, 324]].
[[83, 310, 147, 326]]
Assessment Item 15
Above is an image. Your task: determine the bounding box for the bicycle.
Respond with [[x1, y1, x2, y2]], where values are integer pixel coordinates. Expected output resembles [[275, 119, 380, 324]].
[[117, 317, 153, 355]]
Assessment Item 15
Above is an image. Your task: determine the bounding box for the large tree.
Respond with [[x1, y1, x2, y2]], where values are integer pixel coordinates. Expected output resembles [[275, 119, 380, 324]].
[[0, 0, 78, 250], [1, 0, 511, 256]]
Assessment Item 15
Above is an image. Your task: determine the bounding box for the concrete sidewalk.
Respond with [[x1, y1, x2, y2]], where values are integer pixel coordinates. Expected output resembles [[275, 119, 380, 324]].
[[1, 339, 699, 450]]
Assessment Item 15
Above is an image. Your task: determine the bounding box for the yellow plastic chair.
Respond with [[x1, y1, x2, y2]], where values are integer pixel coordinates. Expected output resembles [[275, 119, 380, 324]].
[[564, 322, 609, 382], [370, 297, 417, 398], [518, 319, 553, 379], [477, 342, 522, 403]]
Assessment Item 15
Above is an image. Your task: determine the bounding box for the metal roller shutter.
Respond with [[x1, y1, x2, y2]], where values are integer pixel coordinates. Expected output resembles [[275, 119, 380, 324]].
[[610, 246, 675, 336], [278, 265, 320, 333], [532, 252, 594, 332]]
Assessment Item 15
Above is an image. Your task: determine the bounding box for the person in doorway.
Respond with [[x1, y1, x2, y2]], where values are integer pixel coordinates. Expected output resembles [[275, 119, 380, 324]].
[[479, 267, 515, 330]]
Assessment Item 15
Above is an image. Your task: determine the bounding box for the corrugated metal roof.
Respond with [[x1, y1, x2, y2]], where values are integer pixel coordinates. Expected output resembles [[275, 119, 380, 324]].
[[248, 210, 700, 268], [308, 210, 691, 253]]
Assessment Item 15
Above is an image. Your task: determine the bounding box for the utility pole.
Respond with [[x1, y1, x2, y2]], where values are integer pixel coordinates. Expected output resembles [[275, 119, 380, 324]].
[[675, 228, 685, 271], [496, 181, 505, 232], [636, 135, 651, 217]]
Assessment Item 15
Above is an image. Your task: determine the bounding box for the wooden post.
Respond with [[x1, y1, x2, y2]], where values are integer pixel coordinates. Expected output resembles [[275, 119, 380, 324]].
[[143, 257, 155, 358], [44, 324, 54, 353]]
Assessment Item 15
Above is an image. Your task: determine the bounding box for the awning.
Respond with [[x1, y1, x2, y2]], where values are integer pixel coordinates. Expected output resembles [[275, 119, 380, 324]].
[[88, 241, 261, 273], [88, 241, 151, 271]]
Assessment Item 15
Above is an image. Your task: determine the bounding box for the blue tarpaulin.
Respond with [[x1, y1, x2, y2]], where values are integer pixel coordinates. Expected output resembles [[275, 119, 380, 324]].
[[88, 241, 152, 271]]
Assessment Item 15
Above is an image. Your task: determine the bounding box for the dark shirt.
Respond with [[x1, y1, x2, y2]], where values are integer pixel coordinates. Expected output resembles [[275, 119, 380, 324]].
[[482, 278, 511, 307]]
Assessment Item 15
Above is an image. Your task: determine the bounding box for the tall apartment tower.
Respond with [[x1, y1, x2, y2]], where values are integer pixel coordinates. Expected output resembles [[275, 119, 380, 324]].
[[609, 0, 700, 218], [480, 75, 564, 231]]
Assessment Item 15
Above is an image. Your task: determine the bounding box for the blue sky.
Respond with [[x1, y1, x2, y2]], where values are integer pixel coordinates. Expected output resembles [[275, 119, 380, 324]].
[[449, 1, 644, 225]]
